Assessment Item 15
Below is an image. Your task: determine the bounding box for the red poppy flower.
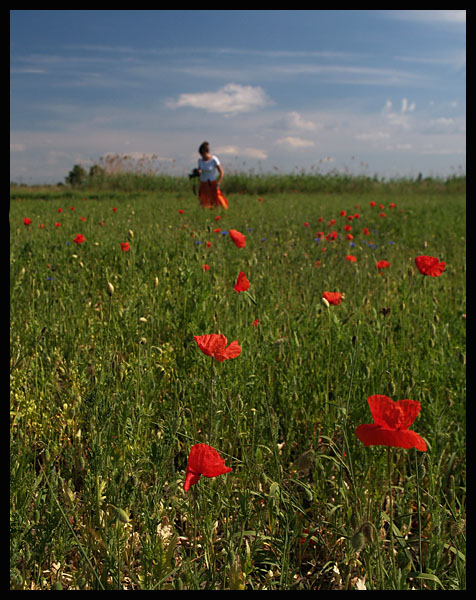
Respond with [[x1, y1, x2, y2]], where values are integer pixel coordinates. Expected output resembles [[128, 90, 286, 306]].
[[55, 222, 61, 227], [414, 255, 445, 277], [304, 222, 309, 228], [252, 318, 259, 327], [73, 234, 86, 244], [370, 201, 376, 207], [194, 334, 241, 362], [178, 209, 184, 214], [229, 229, 246, 248], [377, 260, 390, 271], [346, 254, 357, 262], [70, 206, 75, 211], [344, 225, 352, 231], [121, 242, 130, 252], [201, 264, 210, 271], [80, 216, 87, 222], [355, 395, 427, 451], [215, 215, 221, 221], [234, 271, 250, 293], [184, 443, 232, 492], [340, 210, 346, 217], [112, 207, 117, 212], [363, 227, 370, 236], [57, 208, 62, 213], [23, 218, 32, 226], [322, 291, 343, 306], [347, 234, 354, 240]]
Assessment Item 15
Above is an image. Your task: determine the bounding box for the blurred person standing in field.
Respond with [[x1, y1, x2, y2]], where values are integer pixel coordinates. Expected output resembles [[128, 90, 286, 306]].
[[197, 142, 229, 209]]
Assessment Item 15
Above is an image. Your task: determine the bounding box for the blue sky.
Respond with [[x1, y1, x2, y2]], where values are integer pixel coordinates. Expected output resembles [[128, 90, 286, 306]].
[[10, 10, 466, 184]]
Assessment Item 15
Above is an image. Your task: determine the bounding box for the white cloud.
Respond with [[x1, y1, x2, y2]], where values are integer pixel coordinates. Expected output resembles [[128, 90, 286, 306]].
[[401, 98, 416, 113], [166, 83, 273, 115], [215, 146, 240, 155], [276, 136, 315, 149], [244, 147, 268, 160], [284, 111, 319, 131]]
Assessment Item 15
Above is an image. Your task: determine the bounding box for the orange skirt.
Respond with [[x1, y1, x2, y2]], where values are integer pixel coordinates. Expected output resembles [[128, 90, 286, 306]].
[[199, 180, 229, 210]]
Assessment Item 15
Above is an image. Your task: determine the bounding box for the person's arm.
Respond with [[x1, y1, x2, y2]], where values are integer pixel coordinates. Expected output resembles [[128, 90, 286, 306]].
[[216, 163, 224, 186]]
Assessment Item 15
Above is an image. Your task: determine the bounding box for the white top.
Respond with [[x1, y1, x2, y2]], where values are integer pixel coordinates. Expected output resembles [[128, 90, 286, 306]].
[[198, 155, 220, 182]]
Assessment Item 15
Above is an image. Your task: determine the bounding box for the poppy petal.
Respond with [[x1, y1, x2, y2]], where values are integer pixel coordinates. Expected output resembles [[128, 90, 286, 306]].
[[368, 395, 421, 430], [185, 443, 232, 486], [355, 424, 427, 451]]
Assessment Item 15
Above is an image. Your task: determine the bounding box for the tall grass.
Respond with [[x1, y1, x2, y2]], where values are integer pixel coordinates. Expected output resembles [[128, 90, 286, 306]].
[[10, 182, 465, 589]]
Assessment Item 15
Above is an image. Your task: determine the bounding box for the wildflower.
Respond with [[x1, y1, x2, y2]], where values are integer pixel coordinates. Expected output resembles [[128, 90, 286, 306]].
[[70, 206, 75, 211], [23, 218, 32, 226], [414, 255, 445, 277], [234, 271, 250, 293], [355, 395, 427, 451], [121, 242, 130, 252], [346, 254, 357, 262], [184, 443, 232, 492], [57, 208, 62, 213], [55, 222, 61, 227], [178, 209, 184, 214], [201, 264, 210, 272], [215, 215, 222, 221], [229, 229, 246, 248], [194, 334, 241, 362], [112, 207, 117, 212], [377, 260, 390, 271], [322, 292, 343, 306], [304, 222, 310, 228], [379, 212, 386, 218], [340, 210, 346, 217], [344, 225, 352, 232], [252, 319, 259, 327], [73, 234, 86, 244], [106, 282, 115, 296], [363, 227, 370, 236], [370, 201, 376, 207]]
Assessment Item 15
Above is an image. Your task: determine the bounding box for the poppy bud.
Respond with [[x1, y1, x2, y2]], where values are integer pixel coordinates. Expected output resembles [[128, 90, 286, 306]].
[[322, 297, 330, 309], [351, 531, 366, 552], [114, 506, 130, 523], [106, 282, 114, 296]]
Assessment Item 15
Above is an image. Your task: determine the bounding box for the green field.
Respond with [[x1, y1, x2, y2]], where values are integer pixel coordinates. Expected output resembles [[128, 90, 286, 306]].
[[10, 179, 466, 590]]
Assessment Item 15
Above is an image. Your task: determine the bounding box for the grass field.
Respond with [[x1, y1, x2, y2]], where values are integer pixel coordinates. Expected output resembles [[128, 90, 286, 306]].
[[10, 178, 466, 590]]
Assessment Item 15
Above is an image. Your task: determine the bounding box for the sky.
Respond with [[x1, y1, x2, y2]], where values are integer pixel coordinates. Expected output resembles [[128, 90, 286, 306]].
[[10, 10, 466, 184]]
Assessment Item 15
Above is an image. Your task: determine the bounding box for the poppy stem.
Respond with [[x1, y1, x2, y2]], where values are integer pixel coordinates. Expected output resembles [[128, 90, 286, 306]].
[[208, 356, 214, 443], [387, 447, 396, 581], [415, 448, 423, 574]]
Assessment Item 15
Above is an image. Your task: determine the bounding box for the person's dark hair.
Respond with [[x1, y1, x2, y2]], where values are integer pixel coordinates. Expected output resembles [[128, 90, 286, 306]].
[[198, 141, 210, 155]]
